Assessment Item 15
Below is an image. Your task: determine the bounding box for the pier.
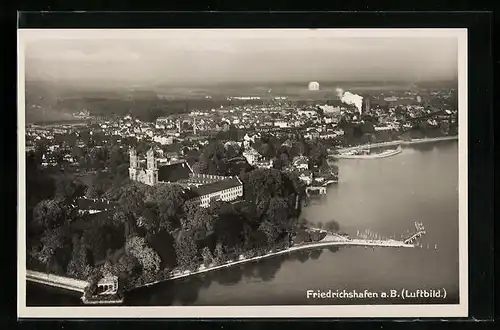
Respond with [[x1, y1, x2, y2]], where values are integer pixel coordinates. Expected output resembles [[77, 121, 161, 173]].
[[403, 222, 426, 244]]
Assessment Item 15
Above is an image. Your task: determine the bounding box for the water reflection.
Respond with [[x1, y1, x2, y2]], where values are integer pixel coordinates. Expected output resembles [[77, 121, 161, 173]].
[[127, 247, 337, 306], [26, 283, 83, 306]]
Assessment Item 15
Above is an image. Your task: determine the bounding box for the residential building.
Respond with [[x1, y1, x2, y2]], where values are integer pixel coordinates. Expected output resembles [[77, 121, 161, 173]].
[[242, 148, 261, 165]]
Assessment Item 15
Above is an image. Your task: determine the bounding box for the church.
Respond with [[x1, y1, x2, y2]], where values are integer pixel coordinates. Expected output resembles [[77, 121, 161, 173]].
[[128, 148, 244, 207], [129, 147, 194, 186]]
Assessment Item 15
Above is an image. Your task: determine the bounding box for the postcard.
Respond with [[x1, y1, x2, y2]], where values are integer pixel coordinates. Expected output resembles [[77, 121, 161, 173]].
[[18, 27, 468, 318]]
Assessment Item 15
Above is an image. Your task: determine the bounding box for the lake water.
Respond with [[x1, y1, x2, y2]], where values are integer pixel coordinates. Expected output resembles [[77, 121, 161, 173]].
[[27, 141, 460, 306]]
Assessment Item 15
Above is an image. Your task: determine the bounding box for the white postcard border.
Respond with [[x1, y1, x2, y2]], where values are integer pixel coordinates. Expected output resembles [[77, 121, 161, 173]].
[[17, 27, 468, 318]]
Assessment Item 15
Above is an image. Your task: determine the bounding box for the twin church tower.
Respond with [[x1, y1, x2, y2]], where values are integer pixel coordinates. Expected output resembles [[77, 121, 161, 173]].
[[129, 148, 159, 186]]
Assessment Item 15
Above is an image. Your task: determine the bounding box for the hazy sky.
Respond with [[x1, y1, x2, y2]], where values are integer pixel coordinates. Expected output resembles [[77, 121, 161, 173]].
[[22, 29, 460, 86]]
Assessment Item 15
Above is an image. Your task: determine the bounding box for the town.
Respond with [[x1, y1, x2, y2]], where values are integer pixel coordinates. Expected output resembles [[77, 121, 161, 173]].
[[25, 84, 457, 304]]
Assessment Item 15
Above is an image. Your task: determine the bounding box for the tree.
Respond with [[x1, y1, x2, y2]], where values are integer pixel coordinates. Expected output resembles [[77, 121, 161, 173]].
[[174, 230, 199, 271], [309, 142, 328, 168], [82, 226, 109, 263], [291, 141, 306, 158], [225, 144, 239, 159], [54, 176, 86, 202], [113, 163, 130, 181], [67, 234, 93, 279], [125, 236, 161, 278], [30, 227, 67, 267], [101, 260, 115, 278], [200, 141, 229, 175], [84, 184, 101, 200], [213, 202, 245, 250], [149, 184, 188, 232], [244, 229, 268, 252], [191, 161, 209, 174], [213, 242, 227, 265], [184, 149, 201, 164], [242, 169, 297, 219], [113, 210, 137, 238], [259, 143, 276, 160], [118, 182, 148, 216], [141, 202, 160, 233], [145, 230, 177, 270], [107, 145, 126, 171], [32, 199, 70, 230], [259, 220, 280, 245], [201, 246, 214, 267], [265, 197, 293, 233], [182, 200, 216, 231], [114, 253, 142, 286]]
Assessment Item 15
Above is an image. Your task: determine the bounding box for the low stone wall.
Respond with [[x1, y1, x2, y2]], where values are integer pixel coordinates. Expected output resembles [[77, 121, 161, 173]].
[[26, 270, 88, 293]]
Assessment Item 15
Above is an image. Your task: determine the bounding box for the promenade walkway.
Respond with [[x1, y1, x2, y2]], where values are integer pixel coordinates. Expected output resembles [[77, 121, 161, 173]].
[[134, 233, 414, 291], [26, 270, 88, 293]]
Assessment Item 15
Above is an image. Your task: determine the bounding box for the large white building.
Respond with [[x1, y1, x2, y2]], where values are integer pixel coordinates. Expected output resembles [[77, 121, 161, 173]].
[[189, 177, 244, 208]]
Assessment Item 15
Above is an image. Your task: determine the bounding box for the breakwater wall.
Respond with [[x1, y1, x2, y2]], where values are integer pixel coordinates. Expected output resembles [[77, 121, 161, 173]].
[[26, 270, 88, 293]]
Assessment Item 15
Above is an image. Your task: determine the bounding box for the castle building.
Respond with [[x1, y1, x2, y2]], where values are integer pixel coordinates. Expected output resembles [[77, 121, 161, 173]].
[[188, 177, 244, 208]]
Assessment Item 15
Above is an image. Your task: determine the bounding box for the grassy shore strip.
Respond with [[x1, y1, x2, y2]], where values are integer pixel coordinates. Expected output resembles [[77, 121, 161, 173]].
[[338, 135, 458, 153], [132, 234, 414, 291], [26, 269, 88, 293]]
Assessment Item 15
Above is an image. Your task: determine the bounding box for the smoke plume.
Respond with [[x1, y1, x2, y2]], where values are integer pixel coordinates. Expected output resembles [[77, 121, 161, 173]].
[[336, 87, 363, 115]]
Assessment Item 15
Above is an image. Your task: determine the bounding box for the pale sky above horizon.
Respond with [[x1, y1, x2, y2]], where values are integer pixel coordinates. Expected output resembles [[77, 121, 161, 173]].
[[21, 29, 460, 86]]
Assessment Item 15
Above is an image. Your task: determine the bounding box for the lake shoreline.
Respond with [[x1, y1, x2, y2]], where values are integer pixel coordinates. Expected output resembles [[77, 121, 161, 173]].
[[337, 135, 458, 154], [129, 234, 414, 293]]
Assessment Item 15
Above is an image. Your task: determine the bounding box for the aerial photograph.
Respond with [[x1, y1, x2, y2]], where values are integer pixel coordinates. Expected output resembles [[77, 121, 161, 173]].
[[19, 29, 464, 314]]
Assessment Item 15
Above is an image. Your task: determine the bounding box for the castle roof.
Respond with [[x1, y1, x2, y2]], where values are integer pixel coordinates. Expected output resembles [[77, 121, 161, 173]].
[[189, 177, 242, 197], [158, 161, 193, 183]]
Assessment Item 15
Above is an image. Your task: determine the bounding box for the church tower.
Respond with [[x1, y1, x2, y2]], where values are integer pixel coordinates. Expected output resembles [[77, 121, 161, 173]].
[[145, 148, 158, 186], [129, 147, 138, 181], [176, 119, 181, 134]]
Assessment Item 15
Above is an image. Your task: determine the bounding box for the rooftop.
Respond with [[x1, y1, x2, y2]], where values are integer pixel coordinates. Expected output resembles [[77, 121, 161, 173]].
[[158, 161, 193, 183], [189, 177, 242, 197]]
